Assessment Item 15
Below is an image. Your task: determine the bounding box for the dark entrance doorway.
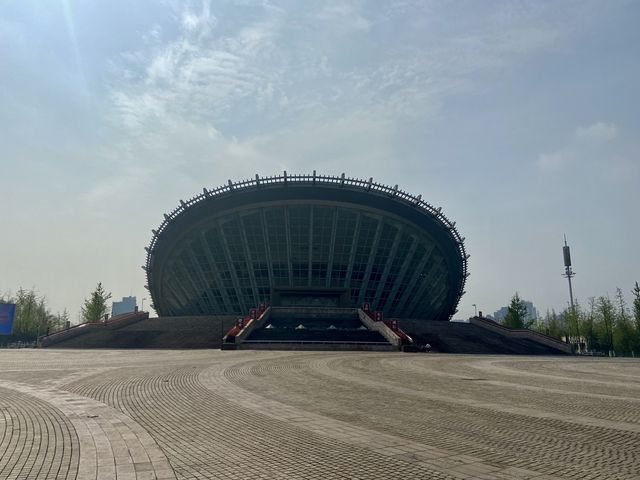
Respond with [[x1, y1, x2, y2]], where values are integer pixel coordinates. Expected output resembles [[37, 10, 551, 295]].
[[271, 288, 351, 308]]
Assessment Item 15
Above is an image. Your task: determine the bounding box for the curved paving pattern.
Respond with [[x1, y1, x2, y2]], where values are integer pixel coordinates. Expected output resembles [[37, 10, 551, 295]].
[[0, 386, 78, 479], [1, 350, 639, 479]]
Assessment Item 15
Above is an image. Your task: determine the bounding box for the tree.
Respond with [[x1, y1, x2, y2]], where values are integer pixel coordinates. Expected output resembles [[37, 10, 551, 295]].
[[531, 309, 563, 337], [0, 288, 65, 337], [545, 309, 562, 337], [567, 299, 582, 339], [581, 297, 597, 352], [633, 282, 640, 324], [597, 295, 615, 355], [613, 287, 634, 355], [633, 282, 640, 353], [503, 293, 531, 329], [81, 283, 112, 323], [49, 310, 69, 333]]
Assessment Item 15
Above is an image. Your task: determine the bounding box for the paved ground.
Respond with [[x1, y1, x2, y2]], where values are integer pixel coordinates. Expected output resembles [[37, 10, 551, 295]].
[[0, 351, 639, 479]]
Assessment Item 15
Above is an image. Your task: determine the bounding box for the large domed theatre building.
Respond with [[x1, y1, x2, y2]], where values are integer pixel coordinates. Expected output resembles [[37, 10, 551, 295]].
[[42, 172, 571, 353], [144, 172, 469, 322]]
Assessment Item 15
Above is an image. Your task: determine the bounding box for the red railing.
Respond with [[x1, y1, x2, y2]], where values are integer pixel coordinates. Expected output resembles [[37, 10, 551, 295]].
[[361, 303, 413, 345], [223, 303, 268, 343], [384, 319, 413, 344]]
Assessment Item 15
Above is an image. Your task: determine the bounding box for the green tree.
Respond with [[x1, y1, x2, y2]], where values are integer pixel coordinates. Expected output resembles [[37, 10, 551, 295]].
[[81, 283, 112, 323], [567, 299, 581, 339], [530, 311, 547, 334], [613, 287, 634, 355], [596, 295, 615, 355], [49, 310, 69, 333], [532, 309, 562, 337], [631, 282, 640, 355], [633, 282, 640, 329], [503, 293, 531, 329], [545, 309, 562, 337], [0, 288, 65, 337], [580, 297, 597, 352]]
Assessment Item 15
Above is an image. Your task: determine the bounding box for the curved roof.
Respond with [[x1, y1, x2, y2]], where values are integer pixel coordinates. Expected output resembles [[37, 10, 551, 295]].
[[144, 172, 469, 320]]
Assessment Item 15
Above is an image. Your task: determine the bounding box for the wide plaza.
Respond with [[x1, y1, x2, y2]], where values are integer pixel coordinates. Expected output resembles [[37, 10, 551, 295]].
[[0, 350, 638, 479]]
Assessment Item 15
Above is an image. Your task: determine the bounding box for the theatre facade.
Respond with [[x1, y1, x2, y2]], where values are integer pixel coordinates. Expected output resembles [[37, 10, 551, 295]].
[[144, 173, 469, 321]]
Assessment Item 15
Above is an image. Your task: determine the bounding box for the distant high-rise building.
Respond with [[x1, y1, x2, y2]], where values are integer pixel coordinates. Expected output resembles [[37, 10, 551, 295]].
[[493, 301, 537, 323], [493, 306, 509, 322], [112, 296, 137, 316]]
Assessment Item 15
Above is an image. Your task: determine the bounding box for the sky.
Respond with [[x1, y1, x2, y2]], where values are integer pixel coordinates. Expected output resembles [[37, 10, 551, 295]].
[[1, 0, 639, 321]]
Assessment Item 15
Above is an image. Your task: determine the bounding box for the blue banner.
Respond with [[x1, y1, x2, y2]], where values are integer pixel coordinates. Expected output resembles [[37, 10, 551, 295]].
[[0, 304, 16, 335]]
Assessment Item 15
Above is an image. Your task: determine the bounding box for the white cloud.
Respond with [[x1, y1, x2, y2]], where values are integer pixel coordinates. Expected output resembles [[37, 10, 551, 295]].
[[536, 150, 573, 172], [82, 164, 153, 210], [103, 1, 613, 197], [180, 0, 216, 36], [108, 0, 583, 139], [108, 2, 284, 136], [110, 91, 168, 128], [536, 121, 623, 174], [575, 121, 619, 142], [316, 3, 372, 32]]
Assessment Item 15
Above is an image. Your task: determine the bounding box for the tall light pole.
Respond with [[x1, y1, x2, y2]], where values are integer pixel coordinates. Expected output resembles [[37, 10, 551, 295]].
[[562, 236, 575, 310], [562, 235, 579, 349]]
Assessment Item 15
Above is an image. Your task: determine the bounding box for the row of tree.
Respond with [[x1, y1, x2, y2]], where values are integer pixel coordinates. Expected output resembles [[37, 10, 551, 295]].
[[0, 283, 112, 339], [0, 288, 69, 338], [503, 283, 640, 356]]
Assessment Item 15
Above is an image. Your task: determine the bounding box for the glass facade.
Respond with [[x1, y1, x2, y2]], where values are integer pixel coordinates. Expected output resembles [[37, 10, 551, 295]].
[[156, 203, 453, 319]]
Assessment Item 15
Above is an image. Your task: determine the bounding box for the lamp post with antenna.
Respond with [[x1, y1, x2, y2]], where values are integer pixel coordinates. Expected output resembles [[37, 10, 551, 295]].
[[562, 235, 579, 351]]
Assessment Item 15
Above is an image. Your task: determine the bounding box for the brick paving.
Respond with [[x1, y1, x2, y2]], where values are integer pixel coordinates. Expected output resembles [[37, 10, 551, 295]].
[[0, 350, 639, 479]]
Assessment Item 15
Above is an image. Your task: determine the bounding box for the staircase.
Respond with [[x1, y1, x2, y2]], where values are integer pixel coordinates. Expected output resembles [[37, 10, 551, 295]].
[[399, 319, 570, 355], [40, 314, 236, 349], [234, 307, 398, 351]]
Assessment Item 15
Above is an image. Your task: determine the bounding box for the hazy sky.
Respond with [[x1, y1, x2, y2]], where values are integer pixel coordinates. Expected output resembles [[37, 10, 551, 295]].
[[2, 0, 639, 320]]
